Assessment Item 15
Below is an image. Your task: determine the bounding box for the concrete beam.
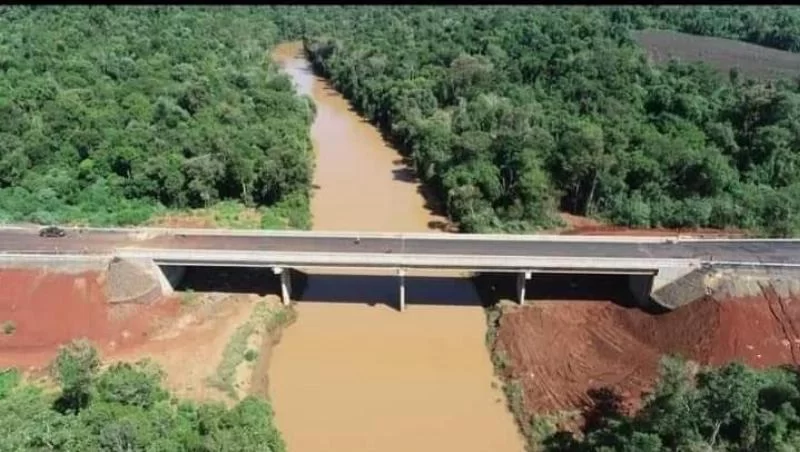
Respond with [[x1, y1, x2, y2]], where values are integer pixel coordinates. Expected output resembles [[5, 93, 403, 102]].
[[398, 268, 406, 312], [117, 249, 700, 272]]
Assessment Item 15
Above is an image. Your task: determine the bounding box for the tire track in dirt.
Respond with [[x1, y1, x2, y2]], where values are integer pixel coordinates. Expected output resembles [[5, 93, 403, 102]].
[[761, 282, 800, 366]]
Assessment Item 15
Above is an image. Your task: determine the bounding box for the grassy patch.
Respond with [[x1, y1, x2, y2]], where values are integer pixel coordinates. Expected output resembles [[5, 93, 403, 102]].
[[2, 321, 16, 335], [0, 368, 20, 399], [148, 198, 311, 231], [180, 289, 198, 307], [208, 301, 297, 399]]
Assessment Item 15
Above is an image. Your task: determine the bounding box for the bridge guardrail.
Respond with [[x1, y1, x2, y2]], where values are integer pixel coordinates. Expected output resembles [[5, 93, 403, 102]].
[[112, 248, 700, 271]]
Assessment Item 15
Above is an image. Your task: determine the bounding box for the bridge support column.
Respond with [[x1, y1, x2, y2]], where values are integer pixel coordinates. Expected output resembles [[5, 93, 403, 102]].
[[398, 269, 406, 312], [517, 271, 531, 305], [272, 267, 291, 306]]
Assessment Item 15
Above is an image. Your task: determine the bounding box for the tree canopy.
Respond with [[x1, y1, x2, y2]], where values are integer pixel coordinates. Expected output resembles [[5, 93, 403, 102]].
[[267, 6, 800, 235], [0, 340, 286, 451], [3, 6, 800, 235], [0, 6, 314, 227], [544, 357, 800, 452]]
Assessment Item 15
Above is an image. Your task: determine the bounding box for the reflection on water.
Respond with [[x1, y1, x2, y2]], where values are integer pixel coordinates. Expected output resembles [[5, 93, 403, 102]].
[[268, 42, 524, 452]]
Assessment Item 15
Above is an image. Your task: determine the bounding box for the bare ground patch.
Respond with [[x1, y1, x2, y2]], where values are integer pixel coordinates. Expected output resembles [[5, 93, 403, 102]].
[[488, 279, 800, 447], [633, 29, 800, 80]]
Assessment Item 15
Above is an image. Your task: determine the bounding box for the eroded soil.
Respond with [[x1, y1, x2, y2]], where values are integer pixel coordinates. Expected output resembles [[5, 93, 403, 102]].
[[495, 289, 800, 420]]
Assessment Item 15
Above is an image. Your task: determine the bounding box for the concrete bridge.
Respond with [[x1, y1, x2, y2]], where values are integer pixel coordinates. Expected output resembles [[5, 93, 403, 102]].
[[0, 226, 798, 311]]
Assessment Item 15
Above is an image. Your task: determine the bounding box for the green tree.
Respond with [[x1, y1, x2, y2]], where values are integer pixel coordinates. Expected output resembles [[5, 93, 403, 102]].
[[52, 338, 100, 413]]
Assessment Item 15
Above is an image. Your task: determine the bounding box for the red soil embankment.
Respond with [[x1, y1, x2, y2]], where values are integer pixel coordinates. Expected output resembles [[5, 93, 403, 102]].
[[0, 268, 180, 370], [558, 212, 744, 237], [496, 289, 800, 417]]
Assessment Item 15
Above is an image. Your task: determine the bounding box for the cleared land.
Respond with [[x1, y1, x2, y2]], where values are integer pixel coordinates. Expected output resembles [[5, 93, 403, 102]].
[[493, 275, 800, 431], [633, 29, 800, 80], [0, 262, 290, 405]]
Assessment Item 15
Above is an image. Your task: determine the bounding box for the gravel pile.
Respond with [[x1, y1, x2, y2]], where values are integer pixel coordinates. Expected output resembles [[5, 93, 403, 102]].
[[105, 258, 160, 304]]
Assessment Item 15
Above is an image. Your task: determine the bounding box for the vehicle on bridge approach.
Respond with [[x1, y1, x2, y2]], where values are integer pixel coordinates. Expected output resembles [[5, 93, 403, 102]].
[[39, 226, 66, 238]]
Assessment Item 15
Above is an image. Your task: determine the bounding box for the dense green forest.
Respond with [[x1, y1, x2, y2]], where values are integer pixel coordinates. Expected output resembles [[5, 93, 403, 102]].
[[3, 5, 800, 450], [542, 357, 800, 452], [274, 6, 800, 235], [3, 6, 800, 234], [0, 340, 286, 451], [0, 6, 314, 227]]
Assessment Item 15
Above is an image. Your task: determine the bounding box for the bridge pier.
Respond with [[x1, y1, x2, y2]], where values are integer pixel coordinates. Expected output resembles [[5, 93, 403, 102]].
[[398, 268, 406, 312], [272, 267, 292, 305], [517, 271, 531, 305]]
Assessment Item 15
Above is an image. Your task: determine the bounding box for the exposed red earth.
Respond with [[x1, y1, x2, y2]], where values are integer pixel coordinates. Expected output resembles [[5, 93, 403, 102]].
[[0, 268, 182, 370], [496, 281, 800, 423], [0, 215, 789, 421], [557, 213, 745, 238], [489, 213, 798, 430]]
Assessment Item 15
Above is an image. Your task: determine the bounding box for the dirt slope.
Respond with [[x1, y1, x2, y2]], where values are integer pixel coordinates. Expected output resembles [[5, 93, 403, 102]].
[[496, 288, 800, 417], [0, 268, 181, 369]]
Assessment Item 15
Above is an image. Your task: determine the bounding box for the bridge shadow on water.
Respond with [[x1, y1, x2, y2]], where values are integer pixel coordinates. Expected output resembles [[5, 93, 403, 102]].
[[298, 274, 484, 308], [172, 267, 657, 312]]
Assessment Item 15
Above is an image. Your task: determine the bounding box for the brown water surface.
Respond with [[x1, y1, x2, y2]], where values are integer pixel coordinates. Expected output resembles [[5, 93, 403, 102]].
[[268, 42, 523, 452]]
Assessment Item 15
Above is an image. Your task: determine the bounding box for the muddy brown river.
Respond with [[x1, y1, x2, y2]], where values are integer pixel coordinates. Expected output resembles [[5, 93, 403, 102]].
[[268, 42, 523, 452]]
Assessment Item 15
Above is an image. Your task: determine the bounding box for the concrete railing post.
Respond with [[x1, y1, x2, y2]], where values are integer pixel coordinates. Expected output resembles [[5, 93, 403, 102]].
[[398, 268, 406, 312]]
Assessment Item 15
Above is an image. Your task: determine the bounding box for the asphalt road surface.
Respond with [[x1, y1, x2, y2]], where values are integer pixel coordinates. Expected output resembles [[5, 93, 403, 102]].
[[0, 228, 798, 265]]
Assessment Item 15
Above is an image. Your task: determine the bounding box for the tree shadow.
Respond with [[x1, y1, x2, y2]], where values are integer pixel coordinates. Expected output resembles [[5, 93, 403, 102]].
[[427, 220, 453, 232], [582, 386, 626, 433], [392, 167, 417, 183], [52, 390, 89, 415]]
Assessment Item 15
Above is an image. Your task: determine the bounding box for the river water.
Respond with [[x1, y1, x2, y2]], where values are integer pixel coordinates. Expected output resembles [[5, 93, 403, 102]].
[[268, 42, 523, 452]]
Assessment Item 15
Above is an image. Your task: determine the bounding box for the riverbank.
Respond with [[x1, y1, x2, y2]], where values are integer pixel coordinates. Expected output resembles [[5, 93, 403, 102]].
[[266, 41, 524, 452]]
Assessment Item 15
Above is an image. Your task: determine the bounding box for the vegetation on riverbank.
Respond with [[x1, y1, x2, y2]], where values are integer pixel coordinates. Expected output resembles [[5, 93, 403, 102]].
[[0, 339, 286, 451], [0, 6, 313, 228], [268, 6, 800, 236], [544, 358, 800, 452], [488, 303, 800, 452], [208, 300, 296, 399]]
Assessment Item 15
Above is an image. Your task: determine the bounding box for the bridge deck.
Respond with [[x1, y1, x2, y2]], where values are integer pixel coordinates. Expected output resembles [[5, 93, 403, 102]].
[[0, 227, 797, 268]]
